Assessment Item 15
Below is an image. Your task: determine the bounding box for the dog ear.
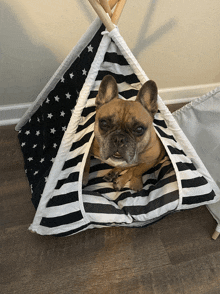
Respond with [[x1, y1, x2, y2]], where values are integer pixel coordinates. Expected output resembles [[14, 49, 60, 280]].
[[96, 75, 118, 109], [136, 80, 158, 116]]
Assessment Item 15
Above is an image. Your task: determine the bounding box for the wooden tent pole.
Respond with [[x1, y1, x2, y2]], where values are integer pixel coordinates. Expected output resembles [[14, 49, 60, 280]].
[[88, 0, 115, 32], [111, 0, 127, 25], [99, 0, 113, 17], [212, 230, 220, 240], [108, 0, 119, 8], [88, 0, 126, 32]]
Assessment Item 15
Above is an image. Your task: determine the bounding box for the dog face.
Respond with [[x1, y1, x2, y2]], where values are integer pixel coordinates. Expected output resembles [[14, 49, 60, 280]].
[[94, 75, 158, 167]]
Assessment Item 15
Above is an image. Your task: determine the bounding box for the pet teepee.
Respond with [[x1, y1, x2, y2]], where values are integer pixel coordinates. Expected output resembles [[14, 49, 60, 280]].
[[16, 0, 220, 237]]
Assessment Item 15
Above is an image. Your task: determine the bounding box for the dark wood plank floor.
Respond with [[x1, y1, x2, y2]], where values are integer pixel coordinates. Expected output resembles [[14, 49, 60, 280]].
[[1, 105, 220, 294]]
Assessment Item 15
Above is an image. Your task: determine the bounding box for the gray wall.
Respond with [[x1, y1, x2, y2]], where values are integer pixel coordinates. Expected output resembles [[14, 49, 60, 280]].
[[1, 0, 220, 106]]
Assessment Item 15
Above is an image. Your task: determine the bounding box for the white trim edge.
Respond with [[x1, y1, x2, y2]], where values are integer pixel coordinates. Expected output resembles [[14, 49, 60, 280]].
[[1, 82, 220, 126]]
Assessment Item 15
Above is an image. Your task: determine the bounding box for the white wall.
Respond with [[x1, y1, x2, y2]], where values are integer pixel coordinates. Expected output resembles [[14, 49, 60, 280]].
[[1, 0, 220, 107]]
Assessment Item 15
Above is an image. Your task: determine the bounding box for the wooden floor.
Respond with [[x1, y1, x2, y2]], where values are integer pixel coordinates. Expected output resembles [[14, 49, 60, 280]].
[[1, 104, 220, 294]]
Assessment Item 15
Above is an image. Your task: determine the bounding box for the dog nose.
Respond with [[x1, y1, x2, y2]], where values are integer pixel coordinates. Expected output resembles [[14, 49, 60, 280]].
[[113, 134, 128, 147]]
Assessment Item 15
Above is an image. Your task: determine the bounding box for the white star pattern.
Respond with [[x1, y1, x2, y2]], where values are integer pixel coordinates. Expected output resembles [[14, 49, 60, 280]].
[[50, 128, 56, 134], [54, 95, 60, 102], [65, 93, 71, 99], [88, 44, 93, 52], [19, 37, 96, 203]]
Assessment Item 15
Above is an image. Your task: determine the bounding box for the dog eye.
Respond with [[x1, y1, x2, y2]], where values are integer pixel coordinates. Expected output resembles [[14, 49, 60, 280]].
[[133, 126, 146, 136], [99, 119, 110, 130]]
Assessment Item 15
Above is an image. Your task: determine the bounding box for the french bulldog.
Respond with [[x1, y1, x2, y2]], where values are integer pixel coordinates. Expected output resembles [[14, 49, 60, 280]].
[[83, 75, 166, 191]]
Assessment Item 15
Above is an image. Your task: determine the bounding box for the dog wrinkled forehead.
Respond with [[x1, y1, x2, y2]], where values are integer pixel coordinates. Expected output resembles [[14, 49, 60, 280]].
[[96, 98, 153, 127]]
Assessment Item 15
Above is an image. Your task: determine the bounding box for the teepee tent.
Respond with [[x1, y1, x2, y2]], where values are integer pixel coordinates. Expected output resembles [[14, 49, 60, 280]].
[[16, 0, 220, 237]]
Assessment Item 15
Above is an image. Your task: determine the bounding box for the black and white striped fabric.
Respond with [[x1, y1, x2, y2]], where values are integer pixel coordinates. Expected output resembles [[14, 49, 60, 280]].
[[16, 19, 220, 237]]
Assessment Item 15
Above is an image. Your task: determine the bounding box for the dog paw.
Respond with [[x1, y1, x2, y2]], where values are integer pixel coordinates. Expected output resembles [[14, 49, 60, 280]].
[[129, 177, 143, 192], [113, 174, 130, 191], [113, 178, 124, 191], [103, 170, 118, 182]]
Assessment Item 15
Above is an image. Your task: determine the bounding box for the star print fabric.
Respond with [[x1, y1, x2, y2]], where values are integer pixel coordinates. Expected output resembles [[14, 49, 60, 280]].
[[18, 25, 105, 208]]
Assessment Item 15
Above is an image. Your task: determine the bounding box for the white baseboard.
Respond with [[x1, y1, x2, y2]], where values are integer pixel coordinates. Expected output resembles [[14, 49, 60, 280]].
[[159, 82, 220, 104], [0, 103, 31, 126], [1, 82, 220, 126]]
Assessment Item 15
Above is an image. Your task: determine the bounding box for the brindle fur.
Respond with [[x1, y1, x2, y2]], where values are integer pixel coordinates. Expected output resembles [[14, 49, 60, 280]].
[[83, 75, 166, 192]]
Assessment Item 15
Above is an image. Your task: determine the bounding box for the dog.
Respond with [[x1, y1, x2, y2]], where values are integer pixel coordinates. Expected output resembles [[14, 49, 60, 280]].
[[83, 75, 166, 191]]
